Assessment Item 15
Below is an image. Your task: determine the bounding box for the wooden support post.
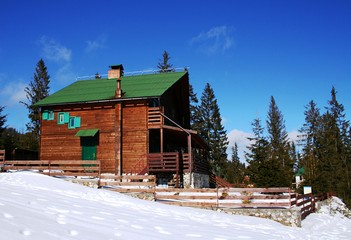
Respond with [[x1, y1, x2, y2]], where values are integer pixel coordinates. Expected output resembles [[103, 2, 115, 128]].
[[160, 128, 163, 153], [187, 134, 192, 172]]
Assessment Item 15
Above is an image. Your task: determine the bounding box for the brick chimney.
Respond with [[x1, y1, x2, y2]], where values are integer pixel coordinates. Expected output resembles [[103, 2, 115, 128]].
[[108, 64, 124, 98], [108, 64, 124, 79]]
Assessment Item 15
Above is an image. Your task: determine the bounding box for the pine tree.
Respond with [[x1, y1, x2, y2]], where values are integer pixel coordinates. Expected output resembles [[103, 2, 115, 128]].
[[157, 50, 175, 73], [0, 106, 7, 148], [298, 100, 321, 185], [299, 87, 351, 207], [226, 143, 245, 185], [21, 59, 50, 151], [321, 87, 350, 204], [266, 96, 293, 187], [189, 83, 202, 131], [0, 106, 6, 134], [1, 127, 20, 153], [245, 118, 270, 187], [198, 83, 228, 177]]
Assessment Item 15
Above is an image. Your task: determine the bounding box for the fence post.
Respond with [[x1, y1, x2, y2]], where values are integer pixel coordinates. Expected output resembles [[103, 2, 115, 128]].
[[216, 186, 219, 208], [48, 160, 51, 176]]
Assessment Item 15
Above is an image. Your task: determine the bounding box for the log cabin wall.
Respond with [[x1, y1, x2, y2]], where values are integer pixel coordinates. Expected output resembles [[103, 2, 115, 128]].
[[40, 102, 120, 173], [121, 100, 148, 173]]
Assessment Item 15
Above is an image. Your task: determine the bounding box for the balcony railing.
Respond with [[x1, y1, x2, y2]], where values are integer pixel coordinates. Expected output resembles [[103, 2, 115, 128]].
[[183, 153, 209, 174], [148, 107, 164, 128], [147, 152, 209, 174], [147, 152, 179, 172]]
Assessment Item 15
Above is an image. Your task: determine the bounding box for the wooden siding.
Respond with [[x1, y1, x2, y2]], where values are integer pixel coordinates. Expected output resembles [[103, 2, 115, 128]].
[[40, 103, 119, 173], [122, 101, 148, 173]]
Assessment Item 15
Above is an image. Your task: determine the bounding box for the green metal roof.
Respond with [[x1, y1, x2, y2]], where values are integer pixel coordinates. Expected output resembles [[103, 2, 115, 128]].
[[35, 71, 186, 106], [75, 129, 99, 137]]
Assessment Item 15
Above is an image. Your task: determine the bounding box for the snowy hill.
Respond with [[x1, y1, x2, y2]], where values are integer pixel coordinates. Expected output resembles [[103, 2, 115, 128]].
[[0, 172, 350, 239]]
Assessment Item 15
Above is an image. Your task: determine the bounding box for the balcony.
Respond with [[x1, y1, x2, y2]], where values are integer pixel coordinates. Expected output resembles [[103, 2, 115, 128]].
[[148, 107, 164, 129]]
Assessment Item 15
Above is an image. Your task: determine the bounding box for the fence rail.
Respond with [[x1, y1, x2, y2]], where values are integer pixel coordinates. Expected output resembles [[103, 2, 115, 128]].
[[99, 175, 156, 193], [2, 160, 101, 178], [156, 187, 293, 208], [290, 192, 331, 219]]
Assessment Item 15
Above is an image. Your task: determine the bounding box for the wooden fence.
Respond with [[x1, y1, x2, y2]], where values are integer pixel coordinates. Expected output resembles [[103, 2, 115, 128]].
[[290, 192, 330, 219], [1, 160, 101, 178], [156, 187, 293, 208], [99, 174, 156, 193]]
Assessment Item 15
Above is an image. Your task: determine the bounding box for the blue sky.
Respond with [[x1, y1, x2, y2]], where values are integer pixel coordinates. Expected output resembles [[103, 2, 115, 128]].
[[1, 0, 351, 159]]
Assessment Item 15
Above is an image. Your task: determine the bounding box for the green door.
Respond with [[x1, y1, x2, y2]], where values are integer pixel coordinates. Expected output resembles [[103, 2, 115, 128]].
[[81, 136, 97, 160]]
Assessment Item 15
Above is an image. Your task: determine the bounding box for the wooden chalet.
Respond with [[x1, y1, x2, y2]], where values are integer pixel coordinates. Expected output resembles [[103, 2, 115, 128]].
[[35, 65, 210, 187]]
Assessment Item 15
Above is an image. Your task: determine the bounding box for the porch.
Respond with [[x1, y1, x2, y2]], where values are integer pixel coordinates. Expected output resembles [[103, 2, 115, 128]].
[[146, 107, 209, 187], [130, 151, 209, 188]]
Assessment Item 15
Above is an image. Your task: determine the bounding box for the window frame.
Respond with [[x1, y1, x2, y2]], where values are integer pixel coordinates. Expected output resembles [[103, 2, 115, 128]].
[[58, 112, 70, 124], [68, 116, 81, 129], [42, 110, 54, 120]]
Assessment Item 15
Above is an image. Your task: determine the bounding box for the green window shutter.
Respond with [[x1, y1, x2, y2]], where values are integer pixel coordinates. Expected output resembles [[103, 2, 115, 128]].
[[42, 111, 49, 120], [63, 112, 69, 123], [58, 112, 70, 124], [68, 116, 81, 129], [74, 117, 81, 128]]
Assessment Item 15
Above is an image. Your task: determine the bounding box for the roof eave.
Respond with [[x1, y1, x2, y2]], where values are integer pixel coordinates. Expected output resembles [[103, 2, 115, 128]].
[[36, 96, 161, 108]]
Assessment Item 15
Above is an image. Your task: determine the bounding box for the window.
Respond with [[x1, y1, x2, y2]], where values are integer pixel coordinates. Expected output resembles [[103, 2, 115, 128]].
[[48, 111, 54, 120], [42, 110, 54, 120], [68, 116, 81, 129], [58, 112, 70, 124]]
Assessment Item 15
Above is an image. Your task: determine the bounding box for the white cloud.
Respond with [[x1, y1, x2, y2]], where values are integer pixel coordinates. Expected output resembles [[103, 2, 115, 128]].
[[55, 64, 76, 85], [0, 80, 27, 106], [190, 26, 234, 55], [39, 36, 72, 62], [227, 129, 253, 162], [85, 34, 107, 53]]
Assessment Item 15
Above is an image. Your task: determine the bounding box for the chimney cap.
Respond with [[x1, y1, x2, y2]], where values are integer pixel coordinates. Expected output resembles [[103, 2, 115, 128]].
[[109, 64, 124, 70]]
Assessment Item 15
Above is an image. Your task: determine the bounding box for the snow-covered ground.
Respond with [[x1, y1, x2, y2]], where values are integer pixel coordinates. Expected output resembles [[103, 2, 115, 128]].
[[0, 172, 350, 240]]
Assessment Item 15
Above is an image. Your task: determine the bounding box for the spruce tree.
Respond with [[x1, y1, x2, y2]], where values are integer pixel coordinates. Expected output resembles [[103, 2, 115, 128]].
[[157, 50, 175, 73], [298, 100, 321, 185], [0, 106, 7, 148], [0, 106, 6, 134], [321, 87, 350, 204], [198, 83, 228, 177], [21, 59, 50, 151], [266, 96, 293, 187], [226, 143, 245, 185], [245, 118, 270, 187], [299, 87, 351, 207], [189, 83, 202, 131], [1, 127, 20, 153]]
